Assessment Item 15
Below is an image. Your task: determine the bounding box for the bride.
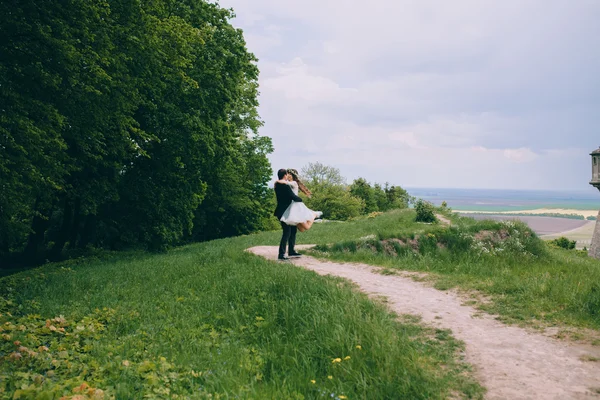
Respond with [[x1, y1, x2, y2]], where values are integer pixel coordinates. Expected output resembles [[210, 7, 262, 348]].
[[277, 169, 322, 232]]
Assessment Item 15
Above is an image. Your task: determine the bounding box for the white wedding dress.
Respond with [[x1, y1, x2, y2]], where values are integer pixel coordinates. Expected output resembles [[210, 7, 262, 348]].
[[280, 181, 322, 225]]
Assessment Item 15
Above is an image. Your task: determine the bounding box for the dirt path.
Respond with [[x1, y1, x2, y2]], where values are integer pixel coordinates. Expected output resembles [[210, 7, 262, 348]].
[[247, 245, 600, 400]]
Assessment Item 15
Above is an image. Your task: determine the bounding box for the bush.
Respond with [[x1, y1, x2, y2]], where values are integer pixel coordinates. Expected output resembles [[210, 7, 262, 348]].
[[415, 199, 437, 223], [587, 215, 597, 221], [550, 236, 576, 250], [304, 185, 365, 221]]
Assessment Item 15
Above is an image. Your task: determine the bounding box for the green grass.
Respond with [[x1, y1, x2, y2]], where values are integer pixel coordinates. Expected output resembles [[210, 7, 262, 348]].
[[311, 210, 600, 331], [5, 208, 599, 398], [0, 213, 484, 399]]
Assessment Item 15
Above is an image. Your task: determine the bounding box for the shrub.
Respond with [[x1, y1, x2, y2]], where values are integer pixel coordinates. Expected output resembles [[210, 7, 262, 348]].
[[304, 185, 365, 220], [368, 211, 384, 219], [587, 215, 597, 221], [549, 236, 576, 250], [415, 199, 437, 223]]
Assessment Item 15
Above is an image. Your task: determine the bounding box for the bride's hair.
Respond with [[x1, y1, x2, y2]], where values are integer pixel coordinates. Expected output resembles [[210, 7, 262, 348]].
[[287, 169, 312, 197]]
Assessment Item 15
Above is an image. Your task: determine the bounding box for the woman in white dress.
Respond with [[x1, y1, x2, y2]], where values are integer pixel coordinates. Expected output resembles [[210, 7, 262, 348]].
[[277, 169, 322, 232]]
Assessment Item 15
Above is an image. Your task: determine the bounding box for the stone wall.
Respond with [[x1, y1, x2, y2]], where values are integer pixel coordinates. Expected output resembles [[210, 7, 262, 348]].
[[589, 210, 600, 260]]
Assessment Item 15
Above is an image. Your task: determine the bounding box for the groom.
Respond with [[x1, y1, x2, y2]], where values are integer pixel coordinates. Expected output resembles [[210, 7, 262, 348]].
[[274, 168, 303, 261]]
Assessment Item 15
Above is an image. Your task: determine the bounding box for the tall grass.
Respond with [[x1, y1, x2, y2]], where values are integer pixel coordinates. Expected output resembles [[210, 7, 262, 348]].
[[315, 211, 600, 330], [0, 216, 483, 399]]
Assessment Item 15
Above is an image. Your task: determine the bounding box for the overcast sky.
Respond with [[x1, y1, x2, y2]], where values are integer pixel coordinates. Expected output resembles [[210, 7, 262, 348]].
[[220, 0, 599, 191]]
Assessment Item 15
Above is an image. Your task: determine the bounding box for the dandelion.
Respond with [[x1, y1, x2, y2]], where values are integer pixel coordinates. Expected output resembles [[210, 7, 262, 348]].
[[332, 358, 341, 363], [339, 396, 347, 399], [310, 380, 316, 384], [328, 376, 333, 380], [355, 345, 362, 350], [344, 356, 351, 360]]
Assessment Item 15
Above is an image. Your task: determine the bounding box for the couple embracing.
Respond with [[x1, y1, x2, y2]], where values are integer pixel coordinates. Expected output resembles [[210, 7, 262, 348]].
[[273, 168, 323, 261]]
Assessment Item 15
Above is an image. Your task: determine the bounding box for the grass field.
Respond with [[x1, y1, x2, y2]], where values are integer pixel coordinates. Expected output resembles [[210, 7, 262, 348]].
[[0, 212, 484, 399], [310, 210, 600, 331], [2, 208, 600, 399]]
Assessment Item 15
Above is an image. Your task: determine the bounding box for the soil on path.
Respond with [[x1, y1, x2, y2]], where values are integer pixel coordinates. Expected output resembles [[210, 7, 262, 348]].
[[247, 245, 600, 400]]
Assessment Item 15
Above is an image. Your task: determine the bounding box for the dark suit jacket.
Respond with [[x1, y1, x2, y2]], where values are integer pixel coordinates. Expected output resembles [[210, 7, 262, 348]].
[[274, 182, 303, 219]]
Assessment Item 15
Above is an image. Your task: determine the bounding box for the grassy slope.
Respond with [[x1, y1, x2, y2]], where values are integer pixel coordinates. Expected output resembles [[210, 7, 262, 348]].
[[312, 210, 600, 331], [0, 211, 484, 399]]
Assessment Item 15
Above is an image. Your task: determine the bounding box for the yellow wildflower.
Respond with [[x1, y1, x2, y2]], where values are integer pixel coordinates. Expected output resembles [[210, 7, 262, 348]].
[[332, 358, 342, 363], [327, 375, 333, 380], [310, 380, 316, 384], [344, 356, 351, 360], [339, 396, 347, 399], [355, 345, 362, 350]]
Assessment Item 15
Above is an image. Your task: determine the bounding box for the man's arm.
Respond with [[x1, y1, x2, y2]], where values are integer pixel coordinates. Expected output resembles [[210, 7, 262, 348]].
[[284, 184, 303, 202]]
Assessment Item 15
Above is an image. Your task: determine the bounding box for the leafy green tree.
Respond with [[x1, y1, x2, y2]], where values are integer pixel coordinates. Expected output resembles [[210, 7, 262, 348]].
[[349, 178, 377, 213], [0, 0, 272, 265], [301, 162, 346, 189], [373, 183, 390, 212], [384, 183, 410, 210], [304, 186, 365, 221]]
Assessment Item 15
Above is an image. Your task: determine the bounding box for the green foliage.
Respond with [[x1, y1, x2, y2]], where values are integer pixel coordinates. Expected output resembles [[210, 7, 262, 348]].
[[304, 185, 365, 221], [384, 184, 410, 210], [296, 165, 409, 221], [349, 178, 377, 213], [549, 237, 577, 250], [415, 199, 438, 223], [326, 219, 545, 262], [0, 0, 272, 264], [301, 162, 346, 189], [587, 215, 597, 221], [349, 178, 409, 214]]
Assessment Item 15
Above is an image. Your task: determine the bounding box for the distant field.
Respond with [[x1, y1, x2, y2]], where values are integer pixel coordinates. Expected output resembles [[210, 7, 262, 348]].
[[460, 213, 595, 249], [459, 214, 591, 235]]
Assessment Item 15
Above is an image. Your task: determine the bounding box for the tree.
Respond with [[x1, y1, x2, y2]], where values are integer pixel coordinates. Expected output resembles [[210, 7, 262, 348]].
[[304, 186, 365, 221], [349, 178, 377, 213], [0, 0, 272, 266], [384, 183, 410, 210], [301, 162, 346, 188]]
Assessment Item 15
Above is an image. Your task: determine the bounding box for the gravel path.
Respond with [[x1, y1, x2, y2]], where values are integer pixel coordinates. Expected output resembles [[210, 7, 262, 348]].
[[247, 245, 600, 400]]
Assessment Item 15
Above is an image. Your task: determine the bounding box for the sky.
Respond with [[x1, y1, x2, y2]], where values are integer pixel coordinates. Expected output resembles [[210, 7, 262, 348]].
[[219, 0, 600, 191]]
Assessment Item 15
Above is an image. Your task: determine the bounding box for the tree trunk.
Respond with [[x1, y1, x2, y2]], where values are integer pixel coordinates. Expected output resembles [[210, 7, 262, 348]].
[[79, 212, 97, 248], [23, 198, 52, 264], [68, 198, 82, 249], [49, 198, 73, 260]]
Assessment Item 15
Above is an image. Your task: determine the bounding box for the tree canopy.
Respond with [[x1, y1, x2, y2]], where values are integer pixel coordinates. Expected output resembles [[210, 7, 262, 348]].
[[0, 0, 273, 266], [299, 163, 409, 220]]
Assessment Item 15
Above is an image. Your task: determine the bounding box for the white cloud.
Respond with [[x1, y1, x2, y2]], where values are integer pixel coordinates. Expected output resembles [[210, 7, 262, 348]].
[[503, 148, 538, 163], [262, 58, 358, 102], [222, 0, 600, 190]]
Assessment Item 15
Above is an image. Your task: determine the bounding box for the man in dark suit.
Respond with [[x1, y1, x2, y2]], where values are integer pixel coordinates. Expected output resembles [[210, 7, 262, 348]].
[[274, 168, 303, 260]]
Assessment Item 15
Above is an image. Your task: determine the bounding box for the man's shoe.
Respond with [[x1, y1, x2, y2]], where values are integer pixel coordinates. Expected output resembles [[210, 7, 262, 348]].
[[278, 256, 291, 261], [288, 252, 302, 258]]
